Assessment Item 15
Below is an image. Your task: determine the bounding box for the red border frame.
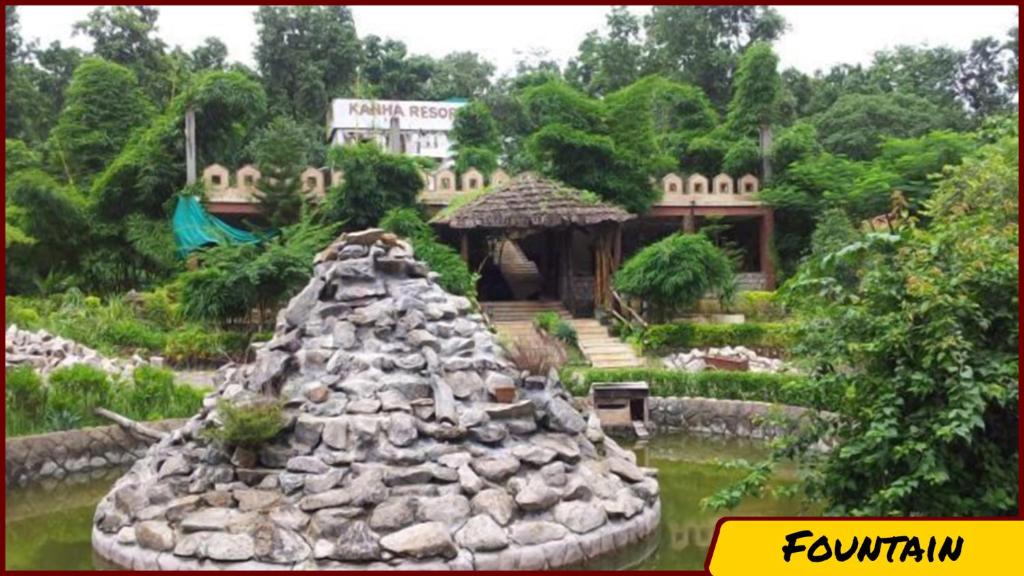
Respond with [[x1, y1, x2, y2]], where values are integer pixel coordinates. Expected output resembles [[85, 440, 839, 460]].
[[2, 2, 1021, 574]]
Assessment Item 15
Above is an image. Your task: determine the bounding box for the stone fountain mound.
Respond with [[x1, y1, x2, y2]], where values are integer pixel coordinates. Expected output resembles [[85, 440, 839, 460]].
[[92, 228, 661, 570]]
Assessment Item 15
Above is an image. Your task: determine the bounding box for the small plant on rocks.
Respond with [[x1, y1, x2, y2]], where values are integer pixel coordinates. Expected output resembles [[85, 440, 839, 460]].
[[205, 400, 285, 448]]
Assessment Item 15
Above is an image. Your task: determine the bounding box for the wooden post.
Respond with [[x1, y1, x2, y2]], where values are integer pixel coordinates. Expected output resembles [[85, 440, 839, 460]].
[[682, 213, 696, 233], [613, 223, 622, 269], [460, 232, 469, 263], [564, 229, 576, 314], [184, 108, 197, 185], [760, 208, 776, 290]]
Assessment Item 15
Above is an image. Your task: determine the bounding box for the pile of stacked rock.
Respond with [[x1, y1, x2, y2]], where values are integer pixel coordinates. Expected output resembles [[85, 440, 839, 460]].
[[661, 346, 787, 373], [92, 229, 660, 570], [5, 325, 156, 380]]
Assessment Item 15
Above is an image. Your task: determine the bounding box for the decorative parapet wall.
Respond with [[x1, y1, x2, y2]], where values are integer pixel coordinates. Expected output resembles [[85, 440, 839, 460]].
[[202, 163, 763, 210], [203, 164, 328, 205]]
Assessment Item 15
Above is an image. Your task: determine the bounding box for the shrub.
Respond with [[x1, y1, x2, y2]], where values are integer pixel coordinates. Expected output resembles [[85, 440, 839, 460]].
[[164, 326, 231, 367], [726, 291, 786, 321], [564, 368, 837, 410], [533, 311, 560, 333], [138, 286, 182, 328], [552, 322, 579, 347], [5, 367, 46, 416], [101, 318, 167, 352], [114, 365, 206, 421], [639, 322, 794, 354], [507, 332, 567, 374], [614, 233, 735, 321], [206, 400, 285, 448], [533, 311, 578, 347], [8, 305, 41, 329], [46, 364, 113, 424]]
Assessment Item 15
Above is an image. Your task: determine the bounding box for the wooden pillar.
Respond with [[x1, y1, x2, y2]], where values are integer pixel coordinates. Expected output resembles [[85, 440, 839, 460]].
[[760, 208, 776, 290], [564, 229, 576, 314], [460, 232, 469, 263], [682, 214, 696, 233], [612, 223, 622, 269]]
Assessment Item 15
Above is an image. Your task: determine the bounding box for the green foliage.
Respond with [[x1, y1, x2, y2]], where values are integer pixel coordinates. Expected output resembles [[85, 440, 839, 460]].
[[614, 234, 736, 321], [5, 367, 47, 417], [5, 363, 204, 436], [771, 122, 821, 172], [564, 368, 835, 410], [454, 147, 498, 178], [451, 101, 501, 153], [638, 322, 794, 354], [726, 291, 787, 322], [325, 142, 423, 230], [250, 116, 316, 227], [565, 7, 645, 96], [727, 42, 781, 136], [731, 136, 1020, 516], [533, 311, 578, 346], [812, 93, 953, 160], [163, 327, 246, 367], [722, 139, 761, 177], [206, 400, 285, 448], [47, 364, 113, 416], [254, 6, 361, 124], [521, 80, 605, 132], [379, 208, 479, 299], [48, 58, 153, 186], [180, 218, 337, 326]]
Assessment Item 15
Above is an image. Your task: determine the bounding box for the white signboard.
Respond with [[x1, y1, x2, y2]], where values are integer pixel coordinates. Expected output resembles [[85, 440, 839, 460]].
[[329, 99, 465, 132]]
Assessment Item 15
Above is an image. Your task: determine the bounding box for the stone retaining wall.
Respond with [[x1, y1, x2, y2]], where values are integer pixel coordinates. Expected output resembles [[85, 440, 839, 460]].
[[5, 420, 185, 487], [92, 499, 660, 571], [648, 397, 816, 440]]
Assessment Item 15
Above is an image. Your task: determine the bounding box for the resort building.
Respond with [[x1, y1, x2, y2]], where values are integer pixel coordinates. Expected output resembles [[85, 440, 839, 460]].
[[326, 98, 467, 159]]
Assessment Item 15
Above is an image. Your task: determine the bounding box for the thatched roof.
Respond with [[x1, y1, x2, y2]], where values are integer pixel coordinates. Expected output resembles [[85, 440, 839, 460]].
[[431, 173, 634, 230]]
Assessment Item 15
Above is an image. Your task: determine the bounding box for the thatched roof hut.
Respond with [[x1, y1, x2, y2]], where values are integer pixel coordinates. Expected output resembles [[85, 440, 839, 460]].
[[431, 173, 634, 230]]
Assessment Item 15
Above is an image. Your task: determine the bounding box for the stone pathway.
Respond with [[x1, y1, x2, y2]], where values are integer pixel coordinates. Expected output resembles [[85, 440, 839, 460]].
[[481, 300, 570, 345], [571, 319, 643, 369]]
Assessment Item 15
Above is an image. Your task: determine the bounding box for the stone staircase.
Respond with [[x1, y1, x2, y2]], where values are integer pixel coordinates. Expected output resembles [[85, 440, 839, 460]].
[[481, 300, 571, 344], [483, 301, 644, 369], [570, 318, 644, 369], [496, 240, 543, 300]]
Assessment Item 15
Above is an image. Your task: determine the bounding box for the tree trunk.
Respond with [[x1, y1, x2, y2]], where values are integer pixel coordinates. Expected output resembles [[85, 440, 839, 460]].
[[759, 124, 774, 183]]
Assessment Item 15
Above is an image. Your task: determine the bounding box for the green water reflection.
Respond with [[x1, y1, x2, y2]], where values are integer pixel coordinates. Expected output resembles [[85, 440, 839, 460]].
[[4, 433, 809, 570]]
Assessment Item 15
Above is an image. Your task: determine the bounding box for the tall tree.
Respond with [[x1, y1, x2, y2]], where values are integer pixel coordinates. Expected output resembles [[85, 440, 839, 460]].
[[255, 5, 362, 124], [428, 51, 494, 100], [249, 116, 311, 227], [325, 142, 423, 230], [567, 6, 645, 96], [957, 36, 1014, 118], [48, 58, 153, 187], [643, 5, 786, 109], [190, 37, 228, 72], [358, 35, 434, 99], [73, 6, 174, 105], [727, 42, 781, 180]]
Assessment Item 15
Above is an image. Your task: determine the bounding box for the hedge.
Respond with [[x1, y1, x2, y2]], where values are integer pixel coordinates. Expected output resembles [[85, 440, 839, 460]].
[[638, 322, 794, 354], [564, 367, 841, 411]]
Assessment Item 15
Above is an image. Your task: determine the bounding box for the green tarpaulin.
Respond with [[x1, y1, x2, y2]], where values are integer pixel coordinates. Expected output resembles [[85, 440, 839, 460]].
[[172, 195, 266, 257]]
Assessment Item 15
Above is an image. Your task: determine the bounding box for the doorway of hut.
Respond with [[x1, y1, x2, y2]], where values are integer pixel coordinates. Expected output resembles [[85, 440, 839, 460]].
[[476, 231, 560, 303]]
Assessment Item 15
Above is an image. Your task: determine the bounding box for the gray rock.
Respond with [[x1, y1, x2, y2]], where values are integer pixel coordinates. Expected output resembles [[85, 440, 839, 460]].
[[312, 508, 364, 537], [470, 489, 515, 526], [603, 492, 645, 519], [234, 489, 281, 512], [180, 508, 248, 532], [445, 371, 483, 399], [258, 444, 293, 469], [293, 415, 324, 449], [304, 468, 346, 494], [299, 488, 352, 512], [607, 457, 645, 483], [322, 420, 348, 450], [470, 455, 520, 481], [438, 452, 473, 469], [286, 456, 330, 474], [278, 472, 305, 494], [136, 521, 175, 551], [631, 477, 660, 501], [514, 480, 561, 511], [385, 465, 434, 486], [458, 407, 489, 429], [369, 496, 417, 531], [512, 444, 558, 466], [337, 281, 387, 302], [455, 514, 509, 552], [332, 257, 376, 280], [253, 522, 311, 564], [379, 388, 411, 412], [509, 521, 568, 545], [379, 522, 457, 559], [540, 461, 568, 487], [545, 397, 586, 434], [469, 423, 507, 444], [406, 329, 439, 351], [269, 505, 310, 532], [417, 494, 470, 527], [158, 455, 191, 478], [484, 400, 536, 420], [284, 278, 325, 327], [553, 501, 607, 533], [457, 465, 484, 495], [348, 397, 382, 414], [386, 412, 418, 447], [331, 520, 382, 561], [206, 533, 255, 561]]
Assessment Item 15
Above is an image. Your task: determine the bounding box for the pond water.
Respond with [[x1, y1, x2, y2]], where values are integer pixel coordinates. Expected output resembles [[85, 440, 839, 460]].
[[4, 433, 809, 570]]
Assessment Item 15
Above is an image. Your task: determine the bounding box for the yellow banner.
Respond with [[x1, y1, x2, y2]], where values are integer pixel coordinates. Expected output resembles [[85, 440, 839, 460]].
[[707, 519, 1024, 575]]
